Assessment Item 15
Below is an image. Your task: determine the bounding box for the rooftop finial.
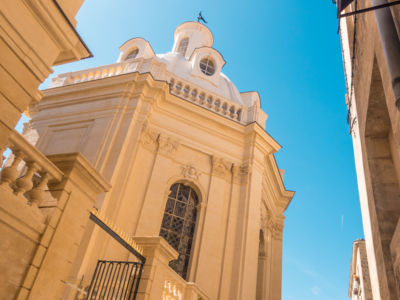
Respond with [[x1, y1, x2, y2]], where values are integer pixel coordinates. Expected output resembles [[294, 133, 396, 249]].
[[197, 11, 207, 24]]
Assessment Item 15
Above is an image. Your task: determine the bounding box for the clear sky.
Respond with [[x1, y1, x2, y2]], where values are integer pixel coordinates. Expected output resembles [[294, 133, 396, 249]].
[[37, 0, 364, 299]]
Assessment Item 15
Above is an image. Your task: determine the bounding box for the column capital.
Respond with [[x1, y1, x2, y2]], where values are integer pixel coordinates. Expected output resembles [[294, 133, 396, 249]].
[[266, 216, 285, 241], [157, 133, 180, 157], [211, 156, 232, 180], [141, 127, 159, 153], [232, 162, 251, 184]]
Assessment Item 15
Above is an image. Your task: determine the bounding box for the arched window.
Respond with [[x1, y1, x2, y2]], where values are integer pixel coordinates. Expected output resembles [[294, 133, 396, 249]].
[[125, 48, 139, 60], [177, 38, 189, 56], [159, 183, 199, 279]]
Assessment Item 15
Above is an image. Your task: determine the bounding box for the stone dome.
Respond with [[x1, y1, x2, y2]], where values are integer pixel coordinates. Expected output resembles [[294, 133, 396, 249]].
[[155, 22, 243, 104]]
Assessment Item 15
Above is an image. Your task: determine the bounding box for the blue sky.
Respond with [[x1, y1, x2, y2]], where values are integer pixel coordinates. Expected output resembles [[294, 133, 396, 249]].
[[36, 0, 364, 299]]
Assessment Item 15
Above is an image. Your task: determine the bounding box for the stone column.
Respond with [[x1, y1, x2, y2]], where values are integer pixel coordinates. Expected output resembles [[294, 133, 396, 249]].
[[20, 153, 110, 300], [266, 215, 285, 300], [135, 130, 179, 236], [133, 237, 178, 300], [195, 156, 231, 299]]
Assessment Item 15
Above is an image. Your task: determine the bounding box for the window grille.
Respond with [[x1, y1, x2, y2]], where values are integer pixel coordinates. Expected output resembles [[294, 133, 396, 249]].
[[159, 183, 199, 279], [199, 58, 215, 76]]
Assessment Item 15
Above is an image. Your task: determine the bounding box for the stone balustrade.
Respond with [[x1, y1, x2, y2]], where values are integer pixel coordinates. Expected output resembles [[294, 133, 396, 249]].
[[168, 77, 243, 123], [163, 279, 184, 300], [0, 130, 63, 207], [48, 57, 248, 125], [49, 57, 167, 88], [50, 61, 131, 87], [162, 260, 208, 300], [133, 237, 209, 300]]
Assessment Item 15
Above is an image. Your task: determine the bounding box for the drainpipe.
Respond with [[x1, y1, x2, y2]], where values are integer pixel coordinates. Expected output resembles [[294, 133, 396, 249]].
[[372, 0, 400, 110]]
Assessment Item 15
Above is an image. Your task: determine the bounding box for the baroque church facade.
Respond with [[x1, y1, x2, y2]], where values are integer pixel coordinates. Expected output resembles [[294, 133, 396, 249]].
[[1, 20, 293, 300]]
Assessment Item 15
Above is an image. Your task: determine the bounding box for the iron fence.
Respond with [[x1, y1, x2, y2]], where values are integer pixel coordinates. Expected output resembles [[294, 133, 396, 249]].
[[85, 260, 143, 300]]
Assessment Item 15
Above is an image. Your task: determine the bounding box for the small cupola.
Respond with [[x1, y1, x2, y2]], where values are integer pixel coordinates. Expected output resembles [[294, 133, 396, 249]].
[[117, 38, 155, 62], [172, 22, 213, 59]]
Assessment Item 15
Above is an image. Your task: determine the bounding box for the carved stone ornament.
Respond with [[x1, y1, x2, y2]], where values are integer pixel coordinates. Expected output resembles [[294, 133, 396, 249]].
[[211, 156, 232, 179], [232, 163, 250, 184], [158, 134, 179, 156], [181, 164, 201, 180], [267, 218, 284, 240], [141, 127, 159, 152]]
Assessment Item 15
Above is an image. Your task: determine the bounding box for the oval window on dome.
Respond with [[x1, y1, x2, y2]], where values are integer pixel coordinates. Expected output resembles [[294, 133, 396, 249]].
[[199, 58, 215, 76], [125, 48, 139, 60]]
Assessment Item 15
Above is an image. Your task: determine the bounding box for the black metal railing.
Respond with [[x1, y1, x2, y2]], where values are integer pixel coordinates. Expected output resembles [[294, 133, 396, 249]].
[[86, 260, 143, 300]]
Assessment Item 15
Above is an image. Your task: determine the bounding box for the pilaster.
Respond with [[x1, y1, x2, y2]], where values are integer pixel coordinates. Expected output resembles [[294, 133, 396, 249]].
[[218, 162, 248, 300], [195, 155, 231, 299], [135, 129, 180, 236], [237, 161, 263, 300], [266, 215, 285, 300]]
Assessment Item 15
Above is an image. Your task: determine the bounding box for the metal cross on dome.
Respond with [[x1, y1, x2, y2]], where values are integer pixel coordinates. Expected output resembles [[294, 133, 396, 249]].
[[197, 11, 207, 24]]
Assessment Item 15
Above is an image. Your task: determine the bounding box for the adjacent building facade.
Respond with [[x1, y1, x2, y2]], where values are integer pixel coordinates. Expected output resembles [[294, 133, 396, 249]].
[[348, 239, 373, 300], [0, 1, 95, 299], [339, 1, 400, 299], [1, 20, 293, 299]]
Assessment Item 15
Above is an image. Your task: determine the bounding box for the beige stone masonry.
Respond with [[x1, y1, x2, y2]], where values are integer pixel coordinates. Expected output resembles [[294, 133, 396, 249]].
[[133, 237, 209, 300], [22, 153, 110, 299], [0, 0, 90, 150]]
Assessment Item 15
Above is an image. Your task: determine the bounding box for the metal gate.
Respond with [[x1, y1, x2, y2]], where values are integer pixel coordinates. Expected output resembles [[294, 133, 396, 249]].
[[85, 210, 146, 300], [85, 260, 143, 300]]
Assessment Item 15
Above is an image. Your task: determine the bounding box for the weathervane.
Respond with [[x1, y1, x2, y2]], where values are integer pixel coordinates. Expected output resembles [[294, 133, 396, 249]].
[[197, 11, 207, 24]]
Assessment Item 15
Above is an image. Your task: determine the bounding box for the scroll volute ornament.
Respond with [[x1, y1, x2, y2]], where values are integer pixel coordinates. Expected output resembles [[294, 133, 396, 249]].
[[158, 134, 180, 156]]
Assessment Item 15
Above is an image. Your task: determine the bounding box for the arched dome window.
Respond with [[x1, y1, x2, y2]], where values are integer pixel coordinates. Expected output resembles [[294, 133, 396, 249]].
[[159, 183, 199, 279], [125, 48, 139, 60], [199, 57, 215, 76], [177, 38, 189, 56]]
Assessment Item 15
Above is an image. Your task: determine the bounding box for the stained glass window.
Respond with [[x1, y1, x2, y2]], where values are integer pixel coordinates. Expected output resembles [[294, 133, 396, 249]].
[[159, 183, 199, 279]]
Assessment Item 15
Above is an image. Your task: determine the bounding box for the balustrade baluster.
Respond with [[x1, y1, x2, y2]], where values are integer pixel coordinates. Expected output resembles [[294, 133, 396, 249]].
[[1, 150, 23, 185], [14, 162, 38, 196], [29, 172, 48, 207]]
